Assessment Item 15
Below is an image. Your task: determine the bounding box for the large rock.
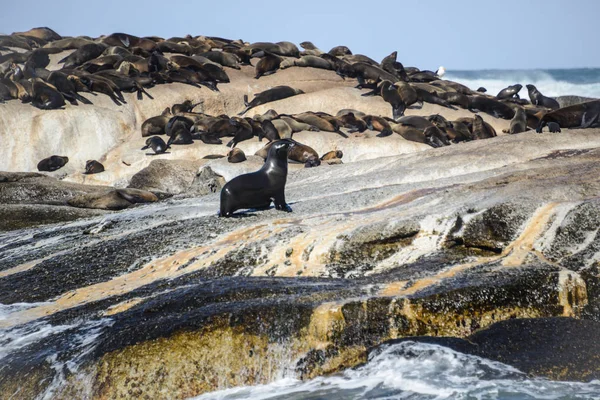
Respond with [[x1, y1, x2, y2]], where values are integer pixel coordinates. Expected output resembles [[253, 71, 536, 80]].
[[128, 159, 207, 195], [3, 129, 600, 398]]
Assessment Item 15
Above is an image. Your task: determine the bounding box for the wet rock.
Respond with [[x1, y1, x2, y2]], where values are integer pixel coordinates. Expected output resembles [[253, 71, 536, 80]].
[[0, 171, 108, 205], [328, 219, 421, 277], [377, 317, 600, 381], [0, 204, 107, 232], [448, 203, 535, 254]]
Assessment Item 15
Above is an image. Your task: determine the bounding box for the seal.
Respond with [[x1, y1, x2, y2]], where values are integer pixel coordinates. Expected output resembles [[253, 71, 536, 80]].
[[467, 95, 515, 119], [219, 139, 294, 217], [256, 138, 318, 163], [58, 43, 107, 69], [31, 78, 66, 110], [227, 148, 247, 163], [141, 136, 170, 154], [328, 46, 352, 56], [320, 150, 343, 161], [380, 80, 406, 120], [363, 115, 393, 136], [255, 51, 282, 79], [47, 71, 93, 105], [271, 119, 293, 139], [546, 122, 561, 133], [259, 119, 281, 142], [496, 84, 523, 100], [239, 86, 304, 115], [526, 84, 560, 109], [339, 112, 367, 133], [281, 55, 333, 70], [141, 107, 172, 137], [423, 126, 450, 148], [472, 114, 497, 139], [171, 99, 201, 114], [84, 160, 105, 174], [280, 116, 320, 133], [226, 117, 254, 147], [37, 155, 69, 172], [535, 99, 600, 132], [503, 107, 527, 134]]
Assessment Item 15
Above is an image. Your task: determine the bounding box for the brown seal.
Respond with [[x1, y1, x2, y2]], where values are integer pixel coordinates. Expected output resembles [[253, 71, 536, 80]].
[[227, 148, 247, 163], [84, 160, 105, 174], [37, 155, 69, 172]]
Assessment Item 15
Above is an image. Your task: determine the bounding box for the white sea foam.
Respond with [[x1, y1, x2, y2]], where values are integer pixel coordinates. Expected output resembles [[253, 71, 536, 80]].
[[192, 342, 600, 400], [445, 69, 600, 98]]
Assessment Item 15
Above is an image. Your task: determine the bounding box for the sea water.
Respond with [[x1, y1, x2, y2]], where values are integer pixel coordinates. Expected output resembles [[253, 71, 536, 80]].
[[444, 68, 600, 98], [194, 341, 600, 400]]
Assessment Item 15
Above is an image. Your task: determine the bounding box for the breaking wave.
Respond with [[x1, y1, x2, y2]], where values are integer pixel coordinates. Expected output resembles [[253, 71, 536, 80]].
[[194, 341, 600, 400], [444, 68, 600, 98]]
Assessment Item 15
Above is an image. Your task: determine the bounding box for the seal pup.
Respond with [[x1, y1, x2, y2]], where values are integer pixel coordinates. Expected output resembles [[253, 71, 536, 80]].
[[37, 155, 69, 172], [238, 86, 304, 115], [141, 136, 170, 154], [227, 148, 247, 163], [472, 115, 497, 139], [321, 150, 343, 161], [84, 160, 105, 174], [220, 139, 294, 217], [171, 100, 202, 114], [526, 84, 559, 109], [546, 122, 561, 133]]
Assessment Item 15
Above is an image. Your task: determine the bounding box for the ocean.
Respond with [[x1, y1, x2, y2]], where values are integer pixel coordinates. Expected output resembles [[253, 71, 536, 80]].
[[195, 342, 600, 400], [444, 68, 600, 99]]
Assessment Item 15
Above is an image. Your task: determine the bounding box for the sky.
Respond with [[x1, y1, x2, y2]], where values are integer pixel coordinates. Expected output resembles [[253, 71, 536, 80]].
[[1, 0, 599, 71]]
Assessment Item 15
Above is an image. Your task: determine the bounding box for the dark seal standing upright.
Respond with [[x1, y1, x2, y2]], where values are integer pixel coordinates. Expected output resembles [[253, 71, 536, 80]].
[[220, 139, 294, 217]]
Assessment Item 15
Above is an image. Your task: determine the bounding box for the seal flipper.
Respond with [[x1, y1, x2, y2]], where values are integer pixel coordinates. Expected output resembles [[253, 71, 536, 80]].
[[361, 88, 378, 97], [334, 130, 349, 139], [73, 92, 93, 105], [392, 105, 406, 121], [376, 129, 393, 137], [274, 193, 292, 212], [535, 120, 547, 133], [238, 106, 252, 116], [581, 110, 600, 129], [243, 94, 250, 107]]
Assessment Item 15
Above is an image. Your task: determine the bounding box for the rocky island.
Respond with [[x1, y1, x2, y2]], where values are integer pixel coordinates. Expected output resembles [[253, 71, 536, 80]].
[[1, 27, 599, 399]]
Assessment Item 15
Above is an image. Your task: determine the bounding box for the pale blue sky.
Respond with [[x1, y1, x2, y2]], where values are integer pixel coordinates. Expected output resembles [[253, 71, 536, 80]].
[[2, 0, 598, 70]]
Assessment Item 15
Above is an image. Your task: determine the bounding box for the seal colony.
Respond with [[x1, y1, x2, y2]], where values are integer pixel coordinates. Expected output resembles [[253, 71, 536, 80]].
[[1, 26, 599, 212]]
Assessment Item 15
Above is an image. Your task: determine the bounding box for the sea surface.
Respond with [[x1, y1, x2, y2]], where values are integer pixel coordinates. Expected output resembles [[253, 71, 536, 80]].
[[444, 68, 600, 99]]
